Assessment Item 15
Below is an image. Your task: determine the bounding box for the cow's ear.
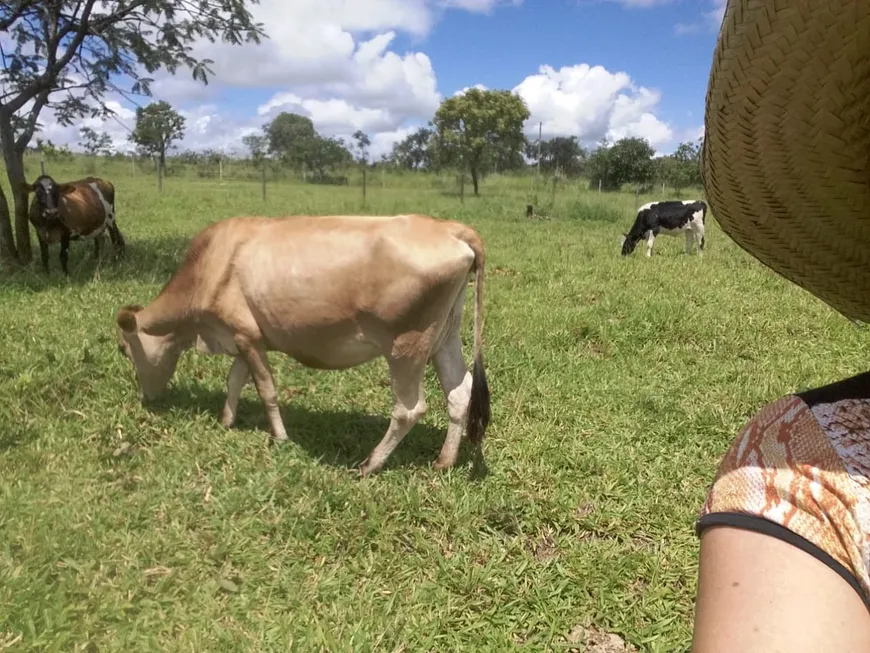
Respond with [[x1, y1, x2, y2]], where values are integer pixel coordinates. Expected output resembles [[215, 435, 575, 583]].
[[57, 183, 76, 194], [19, 182, 35, 194]]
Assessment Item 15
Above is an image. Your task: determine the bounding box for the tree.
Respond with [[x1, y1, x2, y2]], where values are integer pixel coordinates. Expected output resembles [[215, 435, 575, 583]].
[[265, 112, 318, 171], [664, 139, 703, 192], [0, 1, 265, 265], [526, 136, 586, 178], [79, 127, 114, 157], [242, 133, 269, 168], [586, 136, 655, 191], [390, 127, 432, 171], [129, 101, 185, 173], [432, 88, 530, 195], [352, 130, 370, 164]]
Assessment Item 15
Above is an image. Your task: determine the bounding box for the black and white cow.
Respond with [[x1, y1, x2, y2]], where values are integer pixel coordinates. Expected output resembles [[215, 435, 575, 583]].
[[620, 200, 707, 257]]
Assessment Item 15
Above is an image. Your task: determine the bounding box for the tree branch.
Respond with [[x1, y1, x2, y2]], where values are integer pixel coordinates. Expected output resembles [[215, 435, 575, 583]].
[[0, 0, 37, 31], [14, 87, 49, 152]]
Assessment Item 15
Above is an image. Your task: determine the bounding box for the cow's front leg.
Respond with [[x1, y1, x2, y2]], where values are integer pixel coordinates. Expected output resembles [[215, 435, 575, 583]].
[[645, 231, 655, 257], [38, 236, 50, 274], [685, 230, 694, 254], [59, 231, 71, 275], [221, 355, 251, 428], [236, 341, 288, 442]]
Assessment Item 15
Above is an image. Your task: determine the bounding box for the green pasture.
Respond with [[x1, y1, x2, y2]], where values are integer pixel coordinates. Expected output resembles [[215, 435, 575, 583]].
[[1, 159, 868, 652]]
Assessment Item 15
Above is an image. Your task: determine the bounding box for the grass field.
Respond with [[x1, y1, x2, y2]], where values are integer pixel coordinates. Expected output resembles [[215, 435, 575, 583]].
[[2, 162, 870, 652]]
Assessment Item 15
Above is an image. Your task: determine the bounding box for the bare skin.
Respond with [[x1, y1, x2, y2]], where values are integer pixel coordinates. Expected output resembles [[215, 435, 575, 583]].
[[691, 526, 870, 652]]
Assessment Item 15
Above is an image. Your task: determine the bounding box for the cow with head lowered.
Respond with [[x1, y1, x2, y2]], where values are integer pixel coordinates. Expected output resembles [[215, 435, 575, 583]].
[[114, 213, 491, 477], [620, 200, 707, 257], [21, 174, 126, 275]]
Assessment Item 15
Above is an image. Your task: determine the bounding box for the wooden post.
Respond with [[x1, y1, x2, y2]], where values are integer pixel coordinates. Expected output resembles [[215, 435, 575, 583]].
[[459, 171, 465, 204], [598, 179, 602, 193], [40, 159, 45, 175], [157, 159, 163, 192], [362, 166, 367, 205], [261, 166, 266, 201]]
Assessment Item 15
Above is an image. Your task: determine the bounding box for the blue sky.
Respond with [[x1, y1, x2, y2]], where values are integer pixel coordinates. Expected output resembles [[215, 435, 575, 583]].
[[33, 0, 727, 158]]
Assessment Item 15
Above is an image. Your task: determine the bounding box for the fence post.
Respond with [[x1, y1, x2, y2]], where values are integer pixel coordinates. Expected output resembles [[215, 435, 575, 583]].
[[459, 171, 465, 204], [261, 166, 266, 201], [362, 166, 367, 205], [40, 159, 45, 175]]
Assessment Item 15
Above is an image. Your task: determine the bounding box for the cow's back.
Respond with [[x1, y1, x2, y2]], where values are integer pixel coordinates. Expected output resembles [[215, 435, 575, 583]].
[[60, 178, 113, 236]]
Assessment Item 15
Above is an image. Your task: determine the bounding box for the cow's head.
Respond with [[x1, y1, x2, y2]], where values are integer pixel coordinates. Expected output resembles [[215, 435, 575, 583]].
[[620, 208, 651, 256], [20, 175, 75, 219], [115, 304, 186, 403]]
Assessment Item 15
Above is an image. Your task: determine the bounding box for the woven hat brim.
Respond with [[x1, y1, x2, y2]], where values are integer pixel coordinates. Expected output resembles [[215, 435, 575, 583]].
[[702, 0, 870, 322]]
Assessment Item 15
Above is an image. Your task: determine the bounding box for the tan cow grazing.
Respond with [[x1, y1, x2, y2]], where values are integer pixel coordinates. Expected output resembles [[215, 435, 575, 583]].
[[115, 213, 491, 476], [21, 174, 126, 275]]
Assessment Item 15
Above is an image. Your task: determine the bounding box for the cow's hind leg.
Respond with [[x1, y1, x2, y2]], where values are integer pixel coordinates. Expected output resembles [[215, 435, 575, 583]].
[[236, 340, 288, 442], [221, 355, 251, 428], [432, 329, 473, 471], [108, 222, 126, 260], [359, 356, 428, 476], [685, 229, 694, 254]]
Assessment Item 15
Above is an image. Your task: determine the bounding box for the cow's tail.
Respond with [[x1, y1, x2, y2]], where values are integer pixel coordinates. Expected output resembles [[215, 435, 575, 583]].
[[457, 226, 491, 446]]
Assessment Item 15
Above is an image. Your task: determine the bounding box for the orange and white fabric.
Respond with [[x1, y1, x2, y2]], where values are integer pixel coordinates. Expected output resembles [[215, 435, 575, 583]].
[[697, 371, 870, 609]]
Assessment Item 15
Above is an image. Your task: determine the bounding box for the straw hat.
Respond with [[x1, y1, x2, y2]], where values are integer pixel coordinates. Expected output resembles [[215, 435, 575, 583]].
[[701, 0, 870, 322]]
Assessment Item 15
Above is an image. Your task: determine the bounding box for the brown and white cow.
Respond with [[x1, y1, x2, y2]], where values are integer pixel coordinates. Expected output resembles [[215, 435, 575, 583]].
[[115, 213, 491, 476], [21, 174, 126, 275]]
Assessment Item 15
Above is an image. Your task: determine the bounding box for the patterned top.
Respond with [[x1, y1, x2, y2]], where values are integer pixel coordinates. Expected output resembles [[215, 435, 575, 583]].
[[697, 371, 870, 607]]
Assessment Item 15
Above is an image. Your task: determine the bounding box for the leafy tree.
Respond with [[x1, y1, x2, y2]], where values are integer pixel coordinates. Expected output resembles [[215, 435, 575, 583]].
[[265, 112, 318, 171], [130, 101, 185, 173], [390, 127, 432, 171], [0, 1, 264, 265], [586, 136, 655, 191], [352, 129, 370, 164], [307, 136, 353, 177], [662, 139, 702, 192], [432, 88, 530, 195], [526, 136, 586, 177], [79, 127, 114, 157], [242, 133, 269, 168]]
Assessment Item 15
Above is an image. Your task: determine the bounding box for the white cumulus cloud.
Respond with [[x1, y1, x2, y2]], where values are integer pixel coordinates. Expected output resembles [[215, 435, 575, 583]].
[[19, 0, 689, 160], [513, 64, 674, 148]]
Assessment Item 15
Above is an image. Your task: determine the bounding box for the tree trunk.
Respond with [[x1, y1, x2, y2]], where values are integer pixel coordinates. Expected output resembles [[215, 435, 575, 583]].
[[158, 149, 166, 175], [0, 182, 17, 264], [471, 167, 479, 196], [0, 112, 31, 264]]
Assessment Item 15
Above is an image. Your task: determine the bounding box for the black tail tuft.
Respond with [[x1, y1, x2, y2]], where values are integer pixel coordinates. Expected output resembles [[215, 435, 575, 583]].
[[466, 352, 491, 446]]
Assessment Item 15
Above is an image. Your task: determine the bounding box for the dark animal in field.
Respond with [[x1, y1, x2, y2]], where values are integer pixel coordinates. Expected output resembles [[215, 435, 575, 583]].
[[115, 213, 491, 476], [620, 200, 707, 257], [21, 174, 126, 274]]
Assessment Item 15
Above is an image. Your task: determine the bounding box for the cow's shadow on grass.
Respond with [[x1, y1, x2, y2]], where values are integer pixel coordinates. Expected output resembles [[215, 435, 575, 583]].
[[149, 384, 488, 478], [0, 235, 194, 291]]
